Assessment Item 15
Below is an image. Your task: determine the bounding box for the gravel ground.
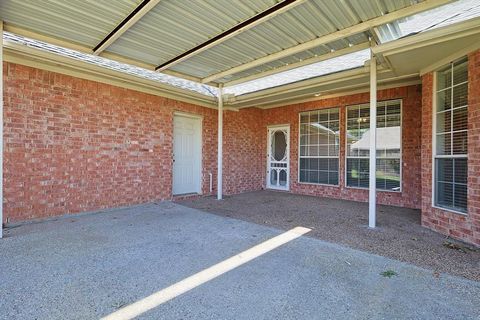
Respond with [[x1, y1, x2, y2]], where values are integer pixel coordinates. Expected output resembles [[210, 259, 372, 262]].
[[178, 190, 480, 282]]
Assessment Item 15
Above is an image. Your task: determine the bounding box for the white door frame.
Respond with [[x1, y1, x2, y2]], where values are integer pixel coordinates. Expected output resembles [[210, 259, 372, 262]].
[[266, 125, 290, 191], [173, 112, 203, 195]]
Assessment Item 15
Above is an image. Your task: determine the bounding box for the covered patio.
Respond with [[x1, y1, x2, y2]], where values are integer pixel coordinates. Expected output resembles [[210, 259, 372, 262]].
[[1, 0, 480, 318], [0, 0, 480, 244]]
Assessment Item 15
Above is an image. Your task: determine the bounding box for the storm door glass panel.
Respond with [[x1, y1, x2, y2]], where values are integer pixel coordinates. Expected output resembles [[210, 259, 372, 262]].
[[272, 131, 287, 161]]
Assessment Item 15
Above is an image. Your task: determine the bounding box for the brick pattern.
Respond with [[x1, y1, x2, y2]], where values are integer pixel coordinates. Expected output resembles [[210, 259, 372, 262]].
[[223, 108, 264, 195], [6, 57, 479, 246], [259, 85, 423, 209], [421, 50, 480, 246], [3, 62, 217, 223]]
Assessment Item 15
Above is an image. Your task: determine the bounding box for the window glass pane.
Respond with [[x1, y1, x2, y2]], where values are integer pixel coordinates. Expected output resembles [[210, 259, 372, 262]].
[[318, 171, 328, 184], [384, 159, 401, 191], [436, 133, 451, 155], [434, 58, 468, 213], [329, 158, 338, 169], [454, 158, 467, 184], [436, 89, 451, 112], [377, 104, 386, 116], [437, 65, 452, 90], [386, 114, 401, 127], [346, 100, 401, 191], [452, 106, 467, 131], [454, 184, 467, 212], [387, 102, 401, 115], [452, 131, 467, 155], [453, 83, 468, 108], [436, 182, 453, 207], [346, 170, 358, 187], [436, 158, 453, 183], [453, 58, 468, 85], [329, 172, 338, 185], [436, 111, 451, 133], [299, 107, 339, 185], [359, 172, 369, 188], [347, 107, 358, 119]]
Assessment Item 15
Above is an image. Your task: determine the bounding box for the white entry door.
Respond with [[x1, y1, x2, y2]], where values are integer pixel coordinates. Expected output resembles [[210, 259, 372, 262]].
[[173, 114, 202, 195], [267, 126, 289, 190]]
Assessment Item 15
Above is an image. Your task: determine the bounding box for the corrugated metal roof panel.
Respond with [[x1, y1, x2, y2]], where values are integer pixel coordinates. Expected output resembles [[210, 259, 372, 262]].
[[4, 0, 471, 90], [0, 0, 141, 47], [105, 0, 278, 66], [170, 0, 419, 81]]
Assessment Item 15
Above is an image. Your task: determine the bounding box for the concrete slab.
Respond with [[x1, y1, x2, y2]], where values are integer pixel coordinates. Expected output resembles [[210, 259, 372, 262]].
[[0, 203, 479, 319]]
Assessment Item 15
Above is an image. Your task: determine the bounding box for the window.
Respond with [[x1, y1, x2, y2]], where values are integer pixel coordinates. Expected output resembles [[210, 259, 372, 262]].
[[299, 108, 340, 185], [434, 57, 468, 213], [346, 100, 402, 191]]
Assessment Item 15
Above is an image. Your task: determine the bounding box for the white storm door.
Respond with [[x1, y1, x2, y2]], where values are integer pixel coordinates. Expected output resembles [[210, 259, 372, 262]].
[[173, 114, 202, 195], [267, 126, 290, 190]]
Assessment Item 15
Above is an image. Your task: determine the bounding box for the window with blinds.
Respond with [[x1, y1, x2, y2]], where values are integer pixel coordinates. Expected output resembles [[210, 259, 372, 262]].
[[299, 108, 340, 185], [346, 100, 402, 191], [434, 57, 468, 213]]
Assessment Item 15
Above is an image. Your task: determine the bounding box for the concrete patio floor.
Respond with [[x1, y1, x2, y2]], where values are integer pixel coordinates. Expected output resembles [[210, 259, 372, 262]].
[[179, 190, 480, 281], [1, 202, 479, 320]]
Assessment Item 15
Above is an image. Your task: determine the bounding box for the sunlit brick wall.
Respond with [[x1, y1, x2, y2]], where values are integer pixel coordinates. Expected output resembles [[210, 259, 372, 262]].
[[421, 50, 480, 246], [3, 62, 217, 222]]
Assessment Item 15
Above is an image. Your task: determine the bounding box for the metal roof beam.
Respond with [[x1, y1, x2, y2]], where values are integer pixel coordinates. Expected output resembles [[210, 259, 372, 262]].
[[201, 0, 454, 83], [93, 0, 162, 55], [155, 0, 308, 72]]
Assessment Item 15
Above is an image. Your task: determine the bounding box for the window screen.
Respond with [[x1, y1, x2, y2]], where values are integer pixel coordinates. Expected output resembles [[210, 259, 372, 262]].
[[434, 57, 468, 213], [299, 108, 339, 185], [346, 100, 402, 191]]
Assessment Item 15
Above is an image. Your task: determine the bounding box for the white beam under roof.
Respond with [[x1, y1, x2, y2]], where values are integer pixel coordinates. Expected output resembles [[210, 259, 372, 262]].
[[201, 0, 455, 84], [156, 0, 308, 72], [217, 85, 224, 200], [93, 0, 163, 55], [369, 54, 377, 229]]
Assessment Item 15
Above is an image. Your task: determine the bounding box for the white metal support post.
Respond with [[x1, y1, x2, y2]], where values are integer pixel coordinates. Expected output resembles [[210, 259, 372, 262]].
[[369, 54, 377, 228], [217, 85, 223, 200], [0, 21, 4, 238]]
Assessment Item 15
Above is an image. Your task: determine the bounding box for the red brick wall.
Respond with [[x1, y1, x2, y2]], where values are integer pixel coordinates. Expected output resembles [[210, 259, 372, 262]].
[[223, 108, 264, 194], [3, 62, 218, 223], [258, 85, 423, 209], [421, 50, 480, 246]]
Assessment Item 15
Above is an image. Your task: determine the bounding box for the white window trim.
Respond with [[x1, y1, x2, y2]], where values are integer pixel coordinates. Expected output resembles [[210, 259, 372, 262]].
[[431, 59, 468, 216], [297, 107, 340, 187], [344, 99, 403, 193]]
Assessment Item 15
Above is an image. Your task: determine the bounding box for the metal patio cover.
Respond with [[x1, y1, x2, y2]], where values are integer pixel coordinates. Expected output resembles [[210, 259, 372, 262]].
[[0, 0, 452, 87]]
